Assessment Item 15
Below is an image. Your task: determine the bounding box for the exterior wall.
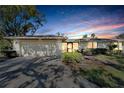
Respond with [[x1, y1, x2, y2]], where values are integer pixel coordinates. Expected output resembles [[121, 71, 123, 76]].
[[13, 39, 62, 57], [123, 42, 124, 54], [79, 41, 97, 50], [12, 39, 124, 55], [87, 42, 97, 49], [97, 42, 108, 48], [73, 43, 78, 51], [79, 41, 88, 50], [80, 41, 123, 51], [13, 40, 21, 56], [62, 43, 67, 52]]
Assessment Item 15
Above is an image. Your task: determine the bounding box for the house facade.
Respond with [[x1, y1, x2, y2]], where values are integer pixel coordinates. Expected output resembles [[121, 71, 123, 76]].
[[5, 36, 124, 57], [5, 36, 66, 57], [62, 38, 124, 53], [79, 38, 124, 50]]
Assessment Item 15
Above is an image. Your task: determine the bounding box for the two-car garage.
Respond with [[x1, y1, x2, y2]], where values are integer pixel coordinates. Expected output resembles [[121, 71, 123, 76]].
[[5, 36, 66, 57]]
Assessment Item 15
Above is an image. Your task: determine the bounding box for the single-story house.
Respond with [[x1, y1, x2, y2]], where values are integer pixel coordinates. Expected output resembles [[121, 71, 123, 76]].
[[4, 36, 124, 56], [5, 35, 66, 57]]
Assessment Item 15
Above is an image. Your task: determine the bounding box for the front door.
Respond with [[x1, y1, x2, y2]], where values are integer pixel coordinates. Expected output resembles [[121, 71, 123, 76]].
[[67, 43, 73, 52]]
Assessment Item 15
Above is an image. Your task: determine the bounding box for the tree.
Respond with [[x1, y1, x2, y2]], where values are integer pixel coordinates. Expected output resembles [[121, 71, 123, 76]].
[[56, 32, 61, 36], [0, 33, 3, 40], [91, 33, 96, 49], [0, 6, 45, 36], [0, 32, 11, 53], [107, 43, 117, 55], [83, 34, 88, 39], [91, 33, 95, 39], [116, 33, 124, 39]]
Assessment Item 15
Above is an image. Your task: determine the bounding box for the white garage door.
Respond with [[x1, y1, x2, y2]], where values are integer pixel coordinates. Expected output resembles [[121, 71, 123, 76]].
[[20, 40, 61, 57]]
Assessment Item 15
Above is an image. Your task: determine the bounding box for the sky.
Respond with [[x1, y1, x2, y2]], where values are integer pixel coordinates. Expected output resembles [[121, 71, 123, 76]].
[[36, 5, 124, 39]]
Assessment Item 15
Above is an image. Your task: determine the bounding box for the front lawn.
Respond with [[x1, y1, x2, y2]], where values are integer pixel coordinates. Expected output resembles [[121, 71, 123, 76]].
[[62, 53, 124, 87], [80, 55, 124, 87]]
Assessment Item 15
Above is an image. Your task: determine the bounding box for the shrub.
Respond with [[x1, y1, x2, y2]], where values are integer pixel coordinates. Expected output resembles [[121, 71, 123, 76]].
[[81, 48, 108, 55], [0, 39, 12, 57], [1, 50, 18, 58], [91, 48, 108, 55], [62, 52, 83, 64], [83, 49, 93, 56], [107, 44, 117, 51], [107, 43, 117, 55]]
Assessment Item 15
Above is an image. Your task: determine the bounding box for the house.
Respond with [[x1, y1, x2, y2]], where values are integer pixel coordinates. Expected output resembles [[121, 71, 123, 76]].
[[4, 36, 124, 57], [5, 35, 66, 57]]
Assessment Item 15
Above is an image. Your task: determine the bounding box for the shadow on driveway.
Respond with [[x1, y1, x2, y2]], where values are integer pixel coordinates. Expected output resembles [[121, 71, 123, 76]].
[[0, 57, 80, 88]]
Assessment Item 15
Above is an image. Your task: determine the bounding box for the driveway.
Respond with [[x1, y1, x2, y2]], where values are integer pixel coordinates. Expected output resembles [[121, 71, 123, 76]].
[[0, 56, 80, 88]]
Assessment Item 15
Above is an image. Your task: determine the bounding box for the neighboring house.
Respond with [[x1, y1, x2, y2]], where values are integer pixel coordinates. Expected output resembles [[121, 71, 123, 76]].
[[5, 35, 66, 57]]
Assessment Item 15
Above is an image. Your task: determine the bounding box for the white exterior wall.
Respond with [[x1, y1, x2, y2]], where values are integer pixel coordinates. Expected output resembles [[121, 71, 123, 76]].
[[80, 41, 124, 51], [13, 40, 21, 56], [13, 39, 62, 57]]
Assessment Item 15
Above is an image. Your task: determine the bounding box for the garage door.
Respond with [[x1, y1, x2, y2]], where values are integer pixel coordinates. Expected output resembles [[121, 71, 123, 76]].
[[20, 40, 61, 57]]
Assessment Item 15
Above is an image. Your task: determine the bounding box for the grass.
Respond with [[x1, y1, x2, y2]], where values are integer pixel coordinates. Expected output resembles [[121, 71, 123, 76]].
[[95, 54, 124, 64], [76, 54, 124, 87], [80, 68, 118, 87]]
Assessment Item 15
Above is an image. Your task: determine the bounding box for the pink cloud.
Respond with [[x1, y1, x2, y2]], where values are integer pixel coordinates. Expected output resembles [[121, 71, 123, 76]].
[[65, 23, 124, 35], [97, 32, 118, 39]]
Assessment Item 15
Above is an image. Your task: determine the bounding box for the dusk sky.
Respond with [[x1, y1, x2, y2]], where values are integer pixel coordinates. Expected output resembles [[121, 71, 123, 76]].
[[36, 6, 124, 39]]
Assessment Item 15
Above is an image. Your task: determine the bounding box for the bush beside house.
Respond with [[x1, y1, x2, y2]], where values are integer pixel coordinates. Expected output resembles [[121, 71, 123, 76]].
[[62, 52, 83, 64], [91, 48, 108, 55], [0, 39, 17, 58]]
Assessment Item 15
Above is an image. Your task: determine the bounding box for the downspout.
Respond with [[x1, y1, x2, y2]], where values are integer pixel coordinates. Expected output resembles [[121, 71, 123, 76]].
[[92, 40, 94, 49], [118, 41, 119, 55], [72, 42, 73, 52], [118, 41, 119, 50]]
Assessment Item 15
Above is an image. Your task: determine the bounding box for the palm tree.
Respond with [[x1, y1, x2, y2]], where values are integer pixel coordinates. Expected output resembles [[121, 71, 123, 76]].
[[91, 33, 95, 39], [91, 33, 96, 49]]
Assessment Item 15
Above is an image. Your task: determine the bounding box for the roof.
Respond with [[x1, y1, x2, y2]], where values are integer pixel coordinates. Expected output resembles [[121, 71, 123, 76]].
[[66, 39, 79, 43], [79, 38, 124, 42], [4, 35, 67, 40], [111, 39, 124, 42]]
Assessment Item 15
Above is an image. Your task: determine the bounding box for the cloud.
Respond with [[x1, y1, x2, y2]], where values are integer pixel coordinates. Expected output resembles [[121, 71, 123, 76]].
[[97, 32, 118, 38], [65, 23, 124, 35]]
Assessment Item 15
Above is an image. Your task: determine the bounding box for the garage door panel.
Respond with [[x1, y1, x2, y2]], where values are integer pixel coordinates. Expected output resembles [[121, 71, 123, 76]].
[[20, 40, 61, 57]]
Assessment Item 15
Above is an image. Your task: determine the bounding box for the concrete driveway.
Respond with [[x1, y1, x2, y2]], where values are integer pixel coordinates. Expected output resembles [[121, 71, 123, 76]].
[[0, 57, 80, 88]]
